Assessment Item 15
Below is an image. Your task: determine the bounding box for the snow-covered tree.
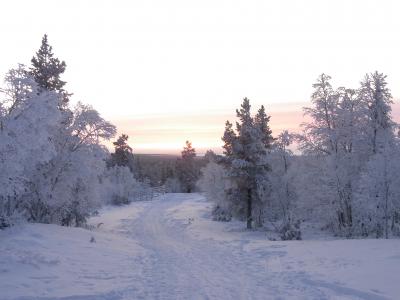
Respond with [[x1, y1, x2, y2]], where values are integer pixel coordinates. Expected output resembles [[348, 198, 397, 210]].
[[0, 74, 62, 227], [296, 72, 399, 237], [0, 39, 118, 227], [265, 131, 302, 239], [203, 149, 218, 163], [355, 146, 400, 238], [299, 74, 338, 155], [222, 120, 236, 157], [0, 35, 159, 228], [359, 71, 395, 154], [197, 160, 231, 221], [177, 141, 199, 193], [269, 131, 295, 218], [2, 64, 34, 113], [29, 101, 116, 225], [255, 105, 274, 149], [353, 72, 398, 238], [222, 98, 271, 229], [30, 34, 70, 105], [102, 165, 153, 206], [298, 75, 369, 235], [164, 177, 182, 193]]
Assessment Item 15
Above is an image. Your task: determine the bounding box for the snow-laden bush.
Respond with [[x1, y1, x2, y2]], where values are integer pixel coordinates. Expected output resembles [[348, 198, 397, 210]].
[[279, 219, 302, 240], [197, 162, 226, 203], [164, 177, 182, 193], [0, 194, 25, 229], [197, 161, 233, 221], [211, 205, 232, 222], [34, 145, 110, 226], [103, 166, 153, 205]]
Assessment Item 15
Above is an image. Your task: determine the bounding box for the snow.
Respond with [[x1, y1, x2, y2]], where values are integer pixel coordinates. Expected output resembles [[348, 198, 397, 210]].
[[1, 193, 400, 299]]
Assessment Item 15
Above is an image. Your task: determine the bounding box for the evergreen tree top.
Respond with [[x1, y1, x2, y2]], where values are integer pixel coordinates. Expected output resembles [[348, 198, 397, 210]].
[[236, 97, 253, 129], [113, 134, 132, 153], [222, 120, 236, 157], [255, 105, 273, 148], [181, 140, 196, 160], [108, 134, 134, 170], [30, 34, 67, 94]]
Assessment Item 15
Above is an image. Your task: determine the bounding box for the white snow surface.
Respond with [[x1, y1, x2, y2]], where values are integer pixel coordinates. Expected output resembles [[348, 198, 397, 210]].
[[1, 193, 399, 300]]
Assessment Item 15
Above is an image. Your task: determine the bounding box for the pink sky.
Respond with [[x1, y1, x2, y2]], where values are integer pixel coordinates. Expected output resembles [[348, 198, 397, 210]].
[[111, 106, 302, 154], [1, 0, 399, 155], [110, 101, 400, 155]]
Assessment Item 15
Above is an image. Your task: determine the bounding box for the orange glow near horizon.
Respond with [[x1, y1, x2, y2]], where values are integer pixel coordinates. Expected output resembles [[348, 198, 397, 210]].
[[109, 102, 306, 155], [109, 101, 400, 155]]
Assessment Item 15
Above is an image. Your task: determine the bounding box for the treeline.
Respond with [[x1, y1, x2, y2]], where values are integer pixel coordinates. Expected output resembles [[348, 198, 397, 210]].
[[133, 141, 206, 193], [0, 35, 151, 229], [198, 73, 400, 239]]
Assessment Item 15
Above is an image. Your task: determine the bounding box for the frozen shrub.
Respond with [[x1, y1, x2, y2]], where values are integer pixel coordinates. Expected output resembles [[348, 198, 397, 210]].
[[280, 220, 302, 240], [212, 205, 232, 222], [164, 177, 182, 193], [103, 165, 153, 205]]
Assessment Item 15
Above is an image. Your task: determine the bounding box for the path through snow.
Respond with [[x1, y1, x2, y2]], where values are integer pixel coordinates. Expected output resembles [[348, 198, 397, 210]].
[[1, 193, 399, 299]]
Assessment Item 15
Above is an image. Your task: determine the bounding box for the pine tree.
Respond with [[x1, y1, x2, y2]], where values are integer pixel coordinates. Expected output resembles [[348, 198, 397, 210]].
[[222, 121, 236, 157], [177, 141, 198, 193], [30, 34, 70, 105], [108, 134, 134, 170], [255, 105, 274, 149], [222, 98, 272, 229], [204, 149, 217, 163], [181, 140, 196, 160]]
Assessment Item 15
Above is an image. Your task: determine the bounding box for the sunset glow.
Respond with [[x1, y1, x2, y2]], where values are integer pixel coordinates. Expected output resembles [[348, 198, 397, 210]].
[[110, 103, 305, 154], [1, 0, 400, 153]]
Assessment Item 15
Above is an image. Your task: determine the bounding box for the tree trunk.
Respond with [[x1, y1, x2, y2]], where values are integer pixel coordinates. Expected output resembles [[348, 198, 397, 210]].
[[384, 157, 389, 239], [384, 179, 389, 239], [247, 188, 252, 229]]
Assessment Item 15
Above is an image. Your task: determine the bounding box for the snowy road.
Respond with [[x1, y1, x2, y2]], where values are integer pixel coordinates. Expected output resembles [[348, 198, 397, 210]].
[[124, 194, 393, 300], [130, 193, 277, 299], [1, 193, 400, 299]]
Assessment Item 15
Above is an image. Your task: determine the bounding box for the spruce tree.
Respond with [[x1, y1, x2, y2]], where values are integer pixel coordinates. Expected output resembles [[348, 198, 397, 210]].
[[255, 105, 274, 149], [222, 98, 272, 229], [204, 149, 217, 163], [30, 34, 70, 105], [177, 141, 198, 193], [108, 134, 134, 171], [222, 121, 236, 157], [181, 140, 196, 160]]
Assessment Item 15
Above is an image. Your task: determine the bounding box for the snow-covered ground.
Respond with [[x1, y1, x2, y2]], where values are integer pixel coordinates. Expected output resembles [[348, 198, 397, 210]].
[[1, 193, 399, 300]]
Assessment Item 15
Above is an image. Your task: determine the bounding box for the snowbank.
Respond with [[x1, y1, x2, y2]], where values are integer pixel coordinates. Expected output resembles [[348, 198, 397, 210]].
[[0, 202, 148, 300]]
